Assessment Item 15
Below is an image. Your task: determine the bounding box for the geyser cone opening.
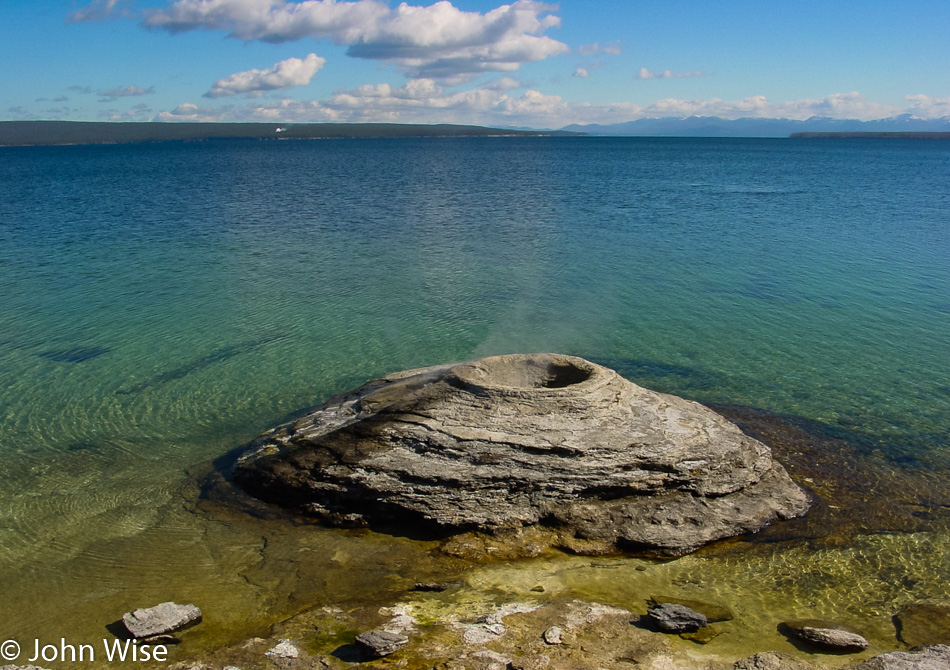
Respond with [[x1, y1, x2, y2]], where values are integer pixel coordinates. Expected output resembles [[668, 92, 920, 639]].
[[448, 353, 598, 394]]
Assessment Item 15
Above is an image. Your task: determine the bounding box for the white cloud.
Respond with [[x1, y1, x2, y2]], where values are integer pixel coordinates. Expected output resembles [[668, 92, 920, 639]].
[[577, 41, 621, 56], [144, 0, 568, 79], [905, 94, 950, 118], [206, 53, 325, 97], [485, 77, 522, 91], [68, 0, 130, 22], [154, 86, 950, 129], [157, 102, 235, 122], [101, 103, 153, 121], [97, 84, 155, 101], [573, 68, 589, 78], [636, 67, 705, 80], [638, 92, 902, 121]]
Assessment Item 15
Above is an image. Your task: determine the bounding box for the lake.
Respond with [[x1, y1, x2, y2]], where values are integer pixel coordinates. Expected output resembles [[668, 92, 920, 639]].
[[1, 136, 948, 663]]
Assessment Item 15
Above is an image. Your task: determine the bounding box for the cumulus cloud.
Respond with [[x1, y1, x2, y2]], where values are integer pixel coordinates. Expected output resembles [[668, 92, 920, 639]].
[[157, 80, 638, 128], [143, 0, 568, 79], [905, 94, 950, 118], [97, 84, 155, 101], [636, 67, 704, 80], [206, 53, 325, 97], [573, 67, 588, 78]]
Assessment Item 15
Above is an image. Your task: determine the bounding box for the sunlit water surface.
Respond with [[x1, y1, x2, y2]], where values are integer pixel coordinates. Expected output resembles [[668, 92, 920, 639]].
[[1, 137, 948, 665]]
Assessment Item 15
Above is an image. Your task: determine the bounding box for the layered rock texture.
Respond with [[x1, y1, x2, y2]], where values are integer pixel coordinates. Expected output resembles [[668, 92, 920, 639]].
[[233, 354, 810, 554]]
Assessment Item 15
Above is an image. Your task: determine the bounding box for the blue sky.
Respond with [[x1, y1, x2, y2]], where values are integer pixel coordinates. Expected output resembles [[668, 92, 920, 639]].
[[2, 0, 949, 128]]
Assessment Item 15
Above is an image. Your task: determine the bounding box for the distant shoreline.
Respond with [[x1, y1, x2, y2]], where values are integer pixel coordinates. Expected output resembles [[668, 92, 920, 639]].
[[0, 121, 581, 147], [790, 131, 950, 139]]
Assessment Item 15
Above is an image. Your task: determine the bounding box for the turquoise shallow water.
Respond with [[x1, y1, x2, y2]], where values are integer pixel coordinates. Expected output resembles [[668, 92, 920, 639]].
[[1, 137, 949, 662]]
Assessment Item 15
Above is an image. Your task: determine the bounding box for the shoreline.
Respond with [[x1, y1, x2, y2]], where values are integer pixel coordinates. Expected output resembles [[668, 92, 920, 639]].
[[2, 403, 949, 669], [0, 121, 581, 147]]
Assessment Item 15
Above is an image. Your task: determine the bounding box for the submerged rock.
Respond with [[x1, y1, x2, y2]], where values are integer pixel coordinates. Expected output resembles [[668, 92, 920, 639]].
[[121, 602, 202, 639], [894, 602, 950, 647], [234, 354, 810, 555]]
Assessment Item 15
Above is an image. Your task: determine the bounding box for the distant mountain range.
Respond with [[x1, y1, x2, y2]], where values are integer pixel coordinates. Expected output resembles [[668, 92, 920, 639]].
[[560, 114, 950, 137]]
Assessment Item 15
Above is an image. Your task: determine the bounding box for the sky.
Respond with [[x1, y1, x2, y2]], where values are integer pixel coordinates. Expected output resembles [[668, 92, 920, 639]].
[[2, 0, 949, 129]]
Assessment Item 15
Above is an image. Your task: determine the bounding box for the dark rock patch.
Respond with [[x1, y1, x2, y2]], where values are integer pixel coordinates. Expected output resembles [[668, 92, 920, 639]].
[[38, 346, 109, 363], [894, 602, 950, 647]]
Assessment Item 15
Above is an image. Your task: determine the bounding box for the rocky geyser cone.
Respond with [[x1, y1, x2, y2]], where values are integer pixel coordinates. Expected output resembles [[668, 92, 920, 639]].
[[233, 353, 810, 555]]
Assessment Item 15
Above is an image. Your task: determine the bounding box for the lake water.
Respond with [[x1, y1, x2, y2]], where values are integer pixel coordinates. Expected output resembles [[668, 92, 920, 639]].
[[1, 137, 949, 665]]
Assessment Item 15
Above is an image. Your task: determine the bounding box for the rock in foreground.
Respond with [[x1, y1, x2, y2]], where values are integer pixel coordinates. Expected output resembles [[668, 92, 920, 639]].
[[122, 602, 201, 639], [234, 354, 810, 555]]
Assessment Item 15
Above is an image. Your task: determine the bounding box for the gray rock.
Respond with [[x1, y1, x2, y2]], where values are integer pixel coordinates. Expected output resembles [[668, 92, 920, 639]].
[[264, 640, 299, 659], [648, 596, 733, 622], [733, 652, 822, 670], [355, 629, 409, 658], [783, 619, 868, 652], [648, 602, 708, 633], [234, 354, 810, 555], [542, 626, 563, 644], [853, 645, 950, 670], [797, 626, 868, 651], [121, 602, 202, 639]]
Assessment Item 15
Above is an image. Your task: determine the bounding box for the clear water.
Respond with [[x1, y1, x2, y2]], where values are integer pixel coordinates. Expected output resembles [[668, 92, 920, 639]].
[[1, 137, 949, 663]]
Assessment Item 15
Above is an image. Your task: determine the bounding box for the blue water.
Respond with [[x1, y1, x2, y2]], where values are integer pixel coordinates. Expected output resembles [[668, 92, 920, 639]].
[[1, 137, 949, 657]]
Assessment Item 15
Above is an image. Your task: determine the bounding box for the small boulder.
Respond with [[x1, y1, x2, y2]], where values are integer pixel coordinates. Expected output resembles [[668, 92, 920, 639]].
[[412, 582, 449, 592], [649, 596, 733, 623], [355, 629, 409, 658], [783, 620, 868, 652], [121, 602, 202, 639], [852, 644, 950, 670], [264, 640, 299, 659], [647, 602, 707, 633], [798, 626, 868, 651]]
